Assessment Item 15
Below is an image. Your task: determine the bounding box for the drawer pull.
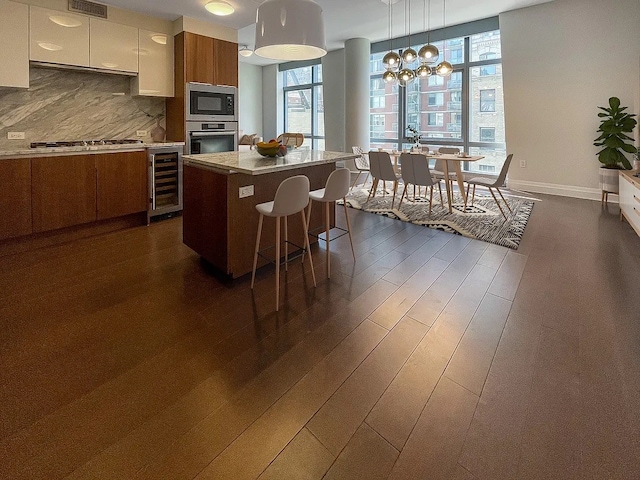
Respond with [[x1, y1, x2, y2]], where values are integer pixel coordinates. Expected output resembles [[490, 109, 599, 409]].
[[634, 195, 640, 204]]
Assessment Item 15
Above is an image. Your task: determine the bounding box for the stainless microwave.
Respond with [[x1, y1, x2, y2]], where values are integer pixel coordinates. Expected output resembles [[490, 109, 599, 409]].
[[186, 83, 237, 122]]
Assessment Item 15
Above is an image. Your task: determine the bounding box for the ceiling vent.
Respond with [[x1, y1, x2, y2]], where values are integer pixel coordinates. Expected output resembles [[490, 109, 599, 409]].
[[68, 0, 107, 19]]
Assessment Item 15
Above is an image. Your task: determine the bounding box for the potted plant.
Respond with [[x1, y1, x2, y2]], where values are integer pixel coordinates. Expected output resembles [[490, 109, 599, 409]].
[[407, 125, 422, 151], [594, 97, 637, 197]]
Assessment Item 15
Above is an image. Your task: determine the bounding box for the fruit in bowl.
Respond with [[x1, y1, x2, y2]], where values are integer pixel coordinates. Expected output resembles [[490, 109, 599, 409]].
[[256, 140, 281, 157]]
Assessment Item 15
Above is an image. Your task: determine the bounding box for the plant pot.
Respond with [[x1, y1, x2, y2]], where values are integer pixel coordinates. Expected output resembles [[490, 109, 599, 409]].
[[599, 167, 620, 193]]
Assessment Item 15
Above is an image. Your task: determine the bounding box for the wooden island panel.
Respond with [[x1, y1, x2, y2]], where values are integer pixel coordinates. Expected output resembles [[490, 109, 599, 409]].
[[183, 163, 335, 278]]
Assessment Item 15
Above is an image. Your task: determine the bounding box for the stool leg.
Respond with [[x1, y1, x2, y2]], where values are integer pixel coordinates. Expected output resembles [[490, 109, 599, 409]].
[[325, 201, 331, 278], [284, 215, 288, 271], [275, 216, 281, 311], [302, 200, 312, 263], [251, 214, 263, 288], [343, 197, 356, 260], [301, 209, 317, 287]]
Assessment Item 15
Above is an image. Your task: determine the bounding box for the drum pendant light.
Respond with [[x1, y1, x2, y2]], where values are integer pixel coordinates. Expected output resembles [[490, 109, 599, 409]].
[[254, 0, 327, 61]]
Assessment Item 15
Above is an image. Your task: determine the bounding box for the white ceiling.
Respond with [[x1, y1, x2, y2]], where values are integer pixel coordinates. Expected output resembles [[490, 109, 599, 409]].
[[98, 0, 554, 65]]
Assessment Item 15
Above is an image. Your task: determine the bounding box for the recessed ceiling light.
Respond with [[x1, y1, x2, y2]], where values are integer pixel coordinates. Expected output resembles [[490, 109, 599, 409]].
[[151, 34, 167, 45], [239, 46, 253, 57], [38, 42, 63, 51], [205, 1, 235, 16], [49, 15, 82, 27]]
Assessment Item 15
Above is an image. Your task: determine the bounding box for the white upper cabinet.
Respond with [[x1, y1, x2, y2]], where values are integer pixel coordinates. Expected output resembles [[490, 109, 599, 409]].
[[30, 6, 89, 67], [132, 30, 174, 97], [89, 18, 138, 73], [0, 0, 29, 88]]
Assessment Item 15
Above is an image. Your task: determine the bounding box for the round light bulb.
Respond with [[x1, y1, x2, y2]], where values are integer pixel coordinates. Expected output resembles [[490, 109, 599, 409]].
[[382, 51, 402, 72], [397, 68, 415, 87], [415, 64, 432, 78], [382, 70, 397, 83], [402, 47, 418, 66], [436, 61, 453, 77], [418, 44, 440, 65]]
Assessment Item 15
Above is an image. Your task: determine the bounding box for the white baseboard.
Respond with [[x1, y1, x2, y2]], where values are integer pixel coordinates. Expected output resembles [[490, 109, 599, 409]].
[[507, 180, 619, 204]]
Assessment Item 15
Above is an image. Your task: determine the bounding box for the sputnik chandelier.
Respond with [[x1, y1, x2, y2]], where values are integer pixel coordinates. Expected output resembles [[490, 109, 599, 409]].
[[382, 0, 452, 86]]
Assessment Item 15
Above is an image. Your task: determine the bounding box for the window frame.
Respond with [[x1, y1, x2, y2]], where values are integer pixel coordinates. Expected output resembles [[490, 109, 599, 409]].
[[283, 64, 324, 149], [369, 29, 507, 173]]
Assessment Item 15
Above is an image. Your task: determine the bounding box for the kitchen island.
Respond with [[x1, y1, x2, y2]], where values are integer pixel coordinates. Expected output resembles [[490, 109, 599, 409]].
[[182, 149, 358, 278]]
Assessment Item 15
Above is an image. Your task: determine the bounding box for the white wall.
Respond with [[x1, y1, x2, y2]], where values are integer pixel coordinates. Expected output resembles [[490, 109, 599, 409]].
[[322, 49, 346, 151], [262, 64, 282, 142], [238, 62, 263, 137], [501, 0, 640, 200]]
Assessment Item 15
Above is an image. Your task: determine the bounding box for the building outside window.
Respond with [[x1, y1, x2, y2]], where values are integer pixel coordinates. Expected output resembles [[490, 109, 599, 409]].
[[480, 89, 496, 112], [428, 93, 444, 106], [369, 28, 507, 174], [480, 127, 496, 142], [283, 64, 324, 149]]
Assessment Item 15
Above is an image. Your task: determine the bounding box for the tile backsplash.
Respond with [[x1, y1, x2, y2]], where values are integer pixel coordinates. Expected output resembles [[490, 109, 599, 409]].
[[0, 67, 165, 149]]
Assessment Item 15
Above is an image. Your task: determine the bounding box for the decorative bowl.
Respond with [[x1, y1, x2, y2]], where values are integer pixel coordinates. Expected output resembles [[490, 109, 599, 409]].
[[256, 144, 281, 157]]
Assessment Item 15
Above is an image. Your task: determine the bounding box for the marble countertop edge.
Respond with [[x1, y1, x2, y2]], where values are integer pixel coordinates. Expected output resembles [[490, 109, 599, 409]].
[[0, 142, 185, 159], [183, 150, 358, 175]]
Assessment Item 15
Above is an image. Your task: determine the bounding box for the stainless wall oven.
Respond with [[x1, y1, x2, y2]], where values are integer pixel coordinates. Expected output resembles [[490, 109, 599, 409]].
[[186, 83, 237, 122], [148, 146, 183, 222], [187, 121, 238, 154]]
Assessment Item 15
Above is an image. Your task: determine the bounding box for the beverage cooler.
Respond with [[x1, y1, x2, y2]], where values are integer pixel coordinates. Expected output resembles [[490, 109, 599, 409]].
[[148, 146, 183, 222]]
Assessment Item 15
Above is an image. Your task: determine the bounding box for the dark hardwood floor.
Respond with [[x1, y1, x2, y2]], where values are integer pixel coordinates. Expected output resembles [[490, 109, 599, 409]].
[[1, 192, 639, 479]]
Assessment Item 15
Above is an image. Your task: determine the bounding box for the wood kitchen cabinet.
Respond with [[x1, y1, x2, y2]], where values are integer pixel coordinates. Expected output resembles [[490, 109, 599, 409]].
[[167, 32, 238, 141], [96, 151, 147, 220], [0, 0, 29, 88], [31, 155, 97, 233], [184, 32, 215, 84], [213, 38, 238, 87], [0, 158, 32, 240], [29, 6, 90, 67]]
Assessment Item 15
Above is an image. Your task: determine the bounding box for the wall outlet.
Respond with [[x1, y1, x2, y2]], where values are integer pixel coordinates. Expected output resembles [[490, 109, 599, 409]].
[[239, 185, 254, 198], [8, 132, 25, 140], [136, 130, 147, 137], [520, 159, 526, 168]]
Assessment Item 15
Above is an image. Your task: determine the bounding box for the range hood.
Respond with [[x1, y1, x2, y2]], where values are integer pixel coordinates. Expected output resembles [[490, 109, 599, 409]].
[[30, 61, 138, 77]]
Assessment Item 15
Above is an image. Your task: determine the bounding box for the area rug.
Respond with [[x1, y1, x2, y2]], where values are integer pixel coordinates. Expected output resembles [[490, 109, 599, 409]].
[[340, 186, 535, 249]]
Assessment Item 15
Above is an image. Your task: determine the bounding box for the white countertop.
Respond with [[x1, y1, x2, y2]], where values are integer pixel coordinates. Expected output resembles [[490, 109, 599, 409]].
[[0, 142, 185, 159], [183, 149, 358, 175]]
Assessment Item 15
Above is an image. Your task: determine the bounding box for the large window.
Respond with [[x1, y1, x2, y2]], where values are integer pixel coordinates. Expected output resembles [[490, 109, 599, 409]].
[[283, 64, 324, 149], [369, 29, 507, 174]]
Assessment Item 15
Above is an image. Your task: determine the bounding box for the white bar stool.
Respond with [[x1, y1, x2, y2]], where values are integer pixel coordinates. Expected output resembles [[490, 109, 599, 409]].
[[305, 168, 355, 278], [251, 175, 317, 311]]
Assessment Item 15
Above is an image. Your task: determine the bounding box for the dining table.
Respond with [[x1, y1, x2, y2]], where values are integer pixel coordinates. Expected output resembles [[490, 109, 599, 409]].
[[386, 150, 484, 213]]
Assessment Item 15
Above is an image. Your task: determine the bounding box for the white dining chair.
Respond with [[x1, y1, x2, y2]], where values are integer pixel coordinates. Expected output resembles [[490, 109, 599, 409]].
[[367, 151, 401, 209], [351, 146, 371, 191], [464, 154, 514, 219], [398, 153, 437, 215], [305, 168, 355, 278], [251, 175, 317, 311]]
